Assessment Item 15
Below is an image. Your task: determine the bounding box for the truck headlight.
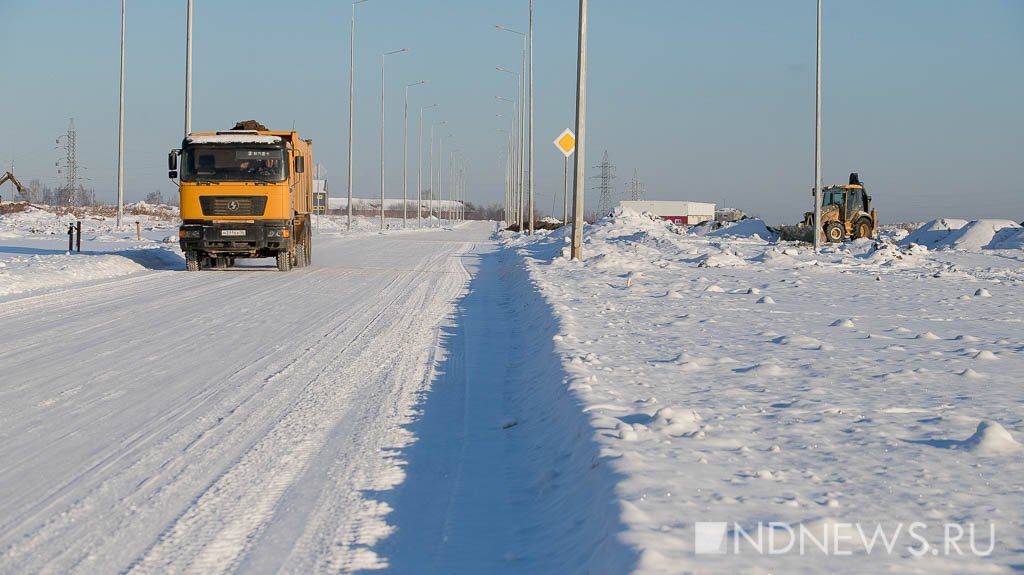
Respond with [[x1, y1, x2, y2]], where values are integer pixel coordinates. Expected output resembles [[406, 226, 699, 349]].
[[267, 229, 290, 238], [179, 229, 201, 239]]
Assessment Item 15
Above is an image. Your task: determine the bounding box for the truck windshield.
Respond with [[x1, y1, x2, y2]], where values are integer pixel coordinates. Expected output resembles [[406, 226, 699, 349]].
[[181, 146, 287, 182]]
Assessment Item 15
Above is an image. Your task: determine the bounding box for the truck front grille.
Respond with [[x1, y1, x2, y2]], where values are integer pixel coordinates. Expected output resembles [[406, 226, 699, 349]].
[[199, 196, 268, 217]]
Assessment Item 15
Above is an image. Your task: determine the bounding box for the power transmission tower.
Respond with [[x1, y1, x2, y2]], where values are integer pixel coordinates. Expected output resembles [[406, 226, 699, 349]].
[[591, 150, 616, 217], [626, 168, 645, 201], [56, 118, 83, 205]]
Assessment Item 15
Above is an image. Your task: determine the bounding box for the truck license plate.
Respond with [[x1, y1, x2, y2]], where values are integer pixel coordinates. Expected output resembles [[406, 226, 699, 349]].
[[221, 229, 246, 237]]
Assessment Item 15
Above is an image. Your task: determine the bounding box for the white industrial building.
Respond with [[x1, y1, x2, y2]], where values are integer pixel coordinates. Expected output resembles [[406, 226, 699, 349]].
[[618, 200, 715, 225]]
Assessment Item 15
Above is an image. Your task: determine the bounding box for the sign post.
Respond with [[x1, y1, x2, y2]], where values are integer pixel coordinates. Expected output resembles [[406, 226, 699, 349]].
[[553, 128, 576, 225]]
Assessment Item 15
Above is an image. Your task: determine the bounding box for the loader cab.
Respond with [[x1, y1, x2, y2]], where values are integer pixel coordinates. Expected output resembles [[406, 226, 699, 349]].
[[821, 185, 870, 222]]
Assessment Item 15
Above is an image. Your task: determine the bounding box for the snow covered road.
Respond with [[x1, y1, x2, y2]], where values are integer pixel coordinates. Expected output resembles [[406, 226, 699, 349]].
[[0, 224, 492, 573]]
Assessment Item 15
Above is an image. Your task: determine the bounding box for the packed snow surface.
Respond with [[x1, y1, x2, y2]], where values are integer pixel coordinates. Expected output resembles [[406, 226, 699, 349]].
[[505, 210, 1024, 573]]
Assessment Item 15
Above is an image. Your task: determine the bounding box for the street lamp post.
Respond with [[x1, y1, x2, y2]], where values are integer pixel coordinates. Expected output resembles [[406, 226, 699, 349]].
[[813, 0, 823, 253], [381, 48, 410, 231], [529, 0, 535, 235], [403, 80, 426, 228], [439, 133, 453, 227], [495, 24, 528, 230], [496, 94, 518, 230], [185, 0, 192, 136], [116, 0, 126, 228], [570, 0, 588, 260], [429, 121, 446, 227], [497, 128, 511, 225], [347, 0, 370, 231], [418, 104, 438, 228]]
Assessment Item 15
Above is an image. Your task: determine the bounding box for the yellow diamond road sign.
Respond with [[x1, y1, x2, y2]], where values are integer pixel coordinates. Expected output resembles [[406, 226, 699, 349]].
[[554, 128, 576, 158]]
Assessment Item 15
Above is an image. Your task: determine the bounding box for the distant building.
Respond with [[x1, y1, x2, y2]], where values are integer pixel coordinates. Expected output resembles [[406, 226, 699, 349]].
[[619, 200, 715, 225], [716, 207, 746, 222]]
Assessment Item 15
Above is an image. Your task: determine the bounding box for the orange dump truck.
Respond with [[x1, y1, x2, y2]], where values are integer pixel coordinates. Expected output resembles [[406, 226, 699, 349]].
[[169, 122, 313, 271]]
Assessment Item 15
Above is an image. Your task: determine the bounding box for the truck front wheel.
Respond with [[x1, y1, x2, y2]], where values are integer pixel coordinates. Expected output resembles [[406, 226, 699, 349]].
[[276, 250, 292, 272], [185, 251, 201, 272]]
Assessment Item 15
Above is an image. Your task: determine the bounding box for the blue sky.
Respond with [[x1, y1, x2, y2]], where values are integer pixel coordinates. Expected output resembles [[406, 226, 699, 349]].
[[1, 1, 1021, 223]]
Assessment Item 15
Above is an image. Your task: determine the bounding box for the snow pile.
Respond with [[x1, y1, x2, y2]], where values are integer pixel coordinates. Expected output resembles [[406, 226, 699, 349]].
[[901, 218, 1022, 251], [932, 219, 1021, 251], [958, 421, 1022, 455], [987, 226, 1024, 249], [0, 249, 180, 297], [705, 218, 777, 241], [901, 218, 967, 247]]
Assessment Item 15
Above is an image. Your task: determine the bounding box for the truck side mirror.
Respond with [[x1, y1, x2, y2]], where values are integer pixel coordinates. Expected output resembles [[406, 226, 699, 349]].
[[294, 156, 305, 174], [168, 170, 178, 179], [168, 151, 178, 170]]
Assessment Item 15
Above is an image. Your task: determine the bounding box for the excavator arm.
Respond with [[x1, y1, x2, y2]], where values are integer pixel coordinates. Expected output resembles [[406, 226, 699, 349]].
[[0, 171, 31, 201]]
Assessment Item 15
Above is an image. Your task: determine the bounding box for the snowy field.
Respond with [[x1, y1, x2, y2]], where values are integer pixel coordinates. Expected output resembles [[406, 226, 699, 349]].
[[506, 210, 1024, 573], [2, 201, 1022, 574]]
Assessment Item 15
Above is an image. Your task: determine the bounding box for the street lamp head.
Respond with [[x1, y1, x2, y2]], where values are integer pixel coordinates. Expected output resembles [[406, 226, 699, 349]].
[[496, 66, 520, 76], [495, 24, 525, 36], [384, 48, 410, 57], [353, 0, 370, 5], [407, 80, 427, 88]]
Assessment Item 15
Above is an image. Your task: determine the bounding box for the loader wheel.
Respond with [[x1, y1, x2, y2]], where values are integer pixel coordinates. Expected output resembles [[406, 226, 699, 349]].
[[276, 250, 292, 272], [853, 218, 873, 239], [185, 251, 201, 272], [824, 221, 845, 243]]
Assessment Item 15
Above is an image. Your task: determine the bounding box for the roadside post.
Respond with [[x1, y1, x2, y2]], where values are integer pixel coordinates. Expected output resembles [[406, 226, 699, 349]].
[[77, 222, 82, 252], [68, 223, 74, 252], [570, 0, 589, 260], [136, 221, 141, 241]]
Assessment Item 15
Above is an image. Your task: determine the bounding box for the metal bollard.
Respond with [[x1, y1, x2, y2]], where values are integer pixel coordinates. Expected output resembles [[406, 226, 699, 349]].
[[76, 221, 82, 252], [68, 223, 74, 252], [136, 221, 141, 241]]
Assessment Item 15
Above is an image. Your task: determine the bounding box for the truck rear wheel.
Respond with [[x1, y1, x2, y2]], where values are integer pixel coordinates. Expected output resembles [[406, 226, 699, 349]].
[[185, 251, 201, 272], [295, 245, 307, 268], [276, 250, 292, 272]]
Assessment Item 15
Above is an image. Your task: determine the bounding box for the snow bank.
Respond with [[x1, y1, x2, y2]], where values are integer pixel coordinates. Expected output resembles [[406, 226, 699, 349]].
[[0, 249, 180, 297], [706, 218, 777, 241], [901, 218, 1022, 251], [933, 219, 1021, 251], [901, 218, 967, 247]]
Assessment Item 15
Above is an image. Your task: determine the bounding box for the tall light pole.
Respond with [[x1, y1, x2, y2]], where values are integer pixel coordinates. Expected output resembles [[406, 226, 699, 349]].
[[497, 128, 511, 225], [184, 0, 192, 136], [403, 80, 426, 228], [570, 0, 588, 260], [347, 0, 370, 231], [449, 149, 461, 224], [116, 0, 126, 228], [813, 0, 823, 253], [496, 25, 527, 232], [439, 133, 453, 227], [429, 120, 446, 227], [418, 104, 438, 228], [528, 0, 535, 235], [380, 48, 410, 230], [496, 94, 519, 229]]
